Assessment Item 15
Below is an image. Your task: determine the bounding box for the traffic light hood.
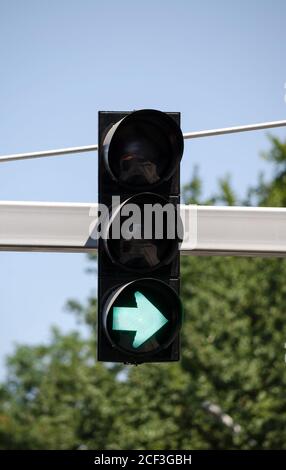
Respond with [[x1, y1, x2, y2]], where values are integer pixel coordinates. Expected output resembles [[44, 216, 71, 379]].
[[103, 109, 184, 190]]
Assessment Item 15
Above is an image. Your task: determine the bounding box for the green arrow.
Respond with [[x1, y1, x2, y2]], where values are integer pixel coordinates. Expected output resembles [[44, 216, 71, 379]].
[[112, 291, 168, 348]]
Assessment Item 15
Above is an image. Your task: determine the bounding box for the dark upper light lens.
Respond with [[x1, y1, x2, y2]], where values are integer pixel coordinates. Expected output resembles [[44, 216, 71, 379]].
[[105, 110, 184, 189]]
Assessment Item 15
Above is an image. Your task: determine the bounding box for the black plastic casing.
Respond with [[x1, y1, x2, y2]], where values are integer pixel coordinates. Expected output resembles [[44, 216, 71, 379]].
[[97, 111, 181, 363]]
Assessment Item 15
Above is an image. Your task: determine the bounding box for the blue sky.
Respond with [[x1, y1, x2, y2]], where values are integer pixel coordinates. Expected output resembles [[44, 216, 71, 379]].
[[0, 0, 286, 379]]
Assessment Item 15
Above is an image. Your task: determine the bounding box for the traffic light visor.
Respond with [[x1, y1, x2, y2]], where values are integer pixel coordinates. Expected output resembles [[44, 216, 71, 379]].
[[103, 109, 184, 189]]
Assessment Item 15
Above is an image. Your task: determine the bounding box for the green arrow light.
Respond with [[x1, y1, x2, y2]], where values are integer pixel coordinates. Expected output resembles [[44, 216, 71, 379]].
[[112, 291, 168, 348]]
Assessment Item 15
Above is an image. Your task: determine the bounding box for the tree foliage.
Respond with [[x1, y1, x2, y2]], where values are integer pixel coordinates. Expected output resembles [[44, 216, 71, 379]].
[[0, 137, 286, 449]]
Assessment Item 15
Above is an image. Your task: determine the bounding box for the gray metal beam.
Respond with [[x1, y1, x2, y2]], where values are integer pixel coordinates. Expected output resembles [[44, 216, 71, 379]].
[[0, 202, 285, 256]]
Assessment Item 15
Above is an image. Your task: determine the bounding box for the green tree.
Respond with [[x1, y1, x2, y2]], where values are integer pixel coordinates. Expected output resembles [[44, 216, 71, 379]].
[[0, 136, 286, 449]]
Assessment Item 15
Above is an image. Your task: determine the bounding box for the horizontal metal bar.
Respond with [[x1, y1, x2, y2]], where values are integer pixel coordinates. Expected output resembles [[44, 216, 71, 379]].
[[0, 119, 286, 164], [183, 119, 286, 140], [0, 144, 98, 164], [0, 201, 98, 252], [0, 202, 285, 257], [180, 205, 286, 257]]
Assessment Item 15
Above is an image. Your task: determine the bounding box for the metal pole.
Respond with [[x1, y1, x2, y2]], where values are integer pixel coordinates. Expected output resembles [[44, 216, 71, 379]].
[[183, 119, 286, 140], [0, 144, 98, 164], [0, 119, 285, 164]]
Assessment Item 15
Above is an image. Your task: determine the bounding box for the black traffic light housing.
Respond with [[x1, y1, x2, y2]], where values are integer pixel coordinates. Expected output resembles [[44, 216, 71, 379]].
[[98, 110, 183, 363]]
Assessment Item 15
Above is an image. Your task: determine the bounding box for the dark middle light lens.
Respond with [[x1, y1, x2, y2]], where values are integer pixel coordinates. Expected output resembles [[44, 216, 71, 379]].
[[104, 193, 182, 273]]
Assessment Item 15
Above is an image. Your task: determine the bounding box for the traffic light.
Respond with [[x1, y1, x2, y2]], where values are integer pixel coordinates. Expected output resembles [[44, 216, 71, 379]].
[[98, 109, 184, 363]]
